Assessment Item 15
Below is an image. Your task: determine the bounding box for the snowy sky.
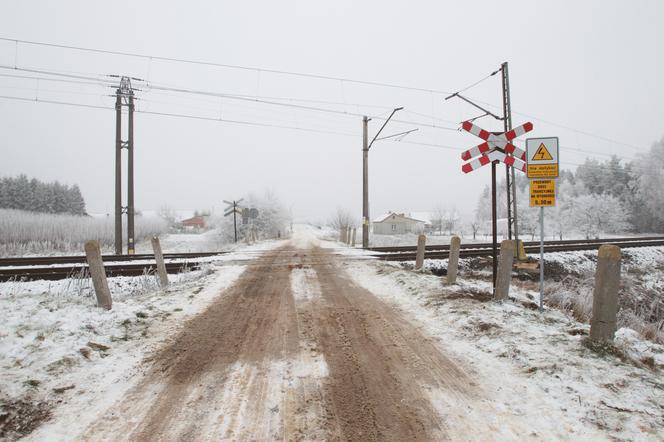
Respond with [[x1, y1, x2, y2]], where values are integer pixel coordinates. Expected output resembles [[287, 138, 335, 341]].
[[1, 0, 662, 221]]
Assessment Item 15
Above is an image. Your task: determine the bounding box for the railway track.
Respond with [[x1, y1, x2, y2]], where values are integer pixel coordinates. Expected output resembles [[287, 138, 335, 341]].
[[0, 251, 224, 267], [0, 251, 226, 282], [0, 262, 204, 282], [370, 236, 664, 262]]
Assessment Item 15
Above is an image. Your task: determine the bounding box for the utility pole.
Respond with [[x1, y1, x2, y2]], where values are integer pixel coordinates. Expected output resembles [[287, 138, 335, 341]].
[[114, 93, 122, 255], [113, 76, 135, 255], [502, 62, 519, 247], [362, 107, 411, 249], [127, 94, 135, 254], [362, 116, 369, 248], [223, 199, 244, 243]]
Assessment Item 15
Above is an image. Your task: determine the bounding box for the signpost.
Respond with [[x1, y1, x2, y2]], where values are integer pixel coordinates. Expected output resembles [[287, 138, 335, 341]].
[[526, 137, 560, 311], [460, 120, 533, 293], [223, 199, 244, 243]]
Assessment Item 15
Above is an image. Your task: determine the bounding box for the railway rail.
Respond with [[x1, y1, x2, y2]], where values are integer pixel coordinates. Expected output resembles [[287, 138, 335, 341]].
[[0, 251, 224, 267], [0, 251, 225, 282], [369, 236, 664, 262]]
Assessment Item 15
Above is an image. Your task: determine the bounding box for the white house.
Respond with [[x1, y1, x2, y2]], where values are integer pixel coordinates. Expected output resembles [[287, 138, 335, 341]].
[[372, 212, 428, 235]]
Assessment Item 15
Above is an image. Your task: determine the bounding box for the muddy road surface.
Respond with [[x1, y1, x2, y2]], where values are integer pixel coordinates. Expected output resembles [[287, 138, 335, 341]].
[[83, 238, 474, 441]]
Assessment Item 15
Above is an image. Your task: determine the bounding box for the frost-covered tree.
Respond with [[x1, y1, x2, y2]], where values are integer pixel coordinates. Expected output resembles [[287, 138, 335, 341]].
[[633, 138, 664, 231], [328, 207, 356, 231], [571, 194, 630, 239], [0, 175, 87, 215]]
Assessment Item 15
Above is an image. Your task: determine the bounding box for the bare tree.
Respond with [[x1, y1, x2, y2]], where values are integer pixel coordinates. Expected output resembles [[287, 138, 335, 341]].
[[432, 206, 445, 235], [329, 207, 355, 230], [157, 205, 178, 227], [470, 221, 480, 240]]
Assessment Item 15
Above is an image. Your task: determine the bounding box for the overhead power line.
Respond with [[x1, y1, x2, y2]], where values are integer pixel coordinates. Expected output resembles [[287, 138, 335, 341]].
[[0, 91, 645, 166], [0, 93, 469, 154], [145, 83, 459, 132], [0, 37, 650, 153], [0, 36, 454, 95], [0, 64, 459, 132]]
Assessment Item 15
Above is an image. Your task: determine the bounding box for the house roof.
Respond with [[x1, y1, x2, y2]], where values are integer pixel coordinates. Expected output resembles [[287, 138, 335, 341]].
[[373, 212, 426, 224], [181, 215, 207, 225], [407, 212, 432, 225]]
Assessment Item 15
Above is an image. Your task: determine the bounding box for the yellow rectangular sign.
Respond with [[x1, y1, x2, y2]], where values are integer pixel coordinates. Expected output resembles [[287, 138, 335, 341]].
[[530, 179, 556, 207]]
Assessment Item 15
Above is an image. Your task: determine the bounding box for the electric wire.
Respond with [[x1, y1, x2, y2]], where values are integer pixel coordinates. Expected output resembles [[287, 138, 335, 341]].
[[0, 36, 454, 95], [0, 37, 649, 153]]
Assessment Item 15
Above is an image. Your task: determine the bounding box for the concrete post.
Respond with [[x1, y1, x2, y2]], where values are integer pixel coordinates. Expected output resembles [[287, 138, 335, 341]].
[[351, 228, 356, 247], [151, 236, 169, 288], [339, 227, 345, 243], [590, 245, 621, 342], [415, 234, 426, 270], [446, 235, 461, 285], [84, 240, 112, 310], [494, 240, 515, 301]]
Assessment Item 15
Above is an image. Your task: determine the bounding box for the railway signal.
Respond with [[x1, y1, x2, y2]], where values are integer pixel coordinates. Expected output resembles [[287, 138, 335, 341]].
[[224, 199, 244, 243], [459, 119, 533, 293], [460, 121, 533, 173]]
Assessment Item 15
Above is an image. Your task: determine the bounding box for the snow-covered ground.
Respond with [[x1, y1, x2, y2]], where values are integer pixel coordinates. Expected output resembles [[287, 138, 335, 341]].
[[306, 226, 664, 439], [2, 225, 663, 440], [341, 259, 664, 439], [0, 236, 287, 440], [134, 230, 224, 254]]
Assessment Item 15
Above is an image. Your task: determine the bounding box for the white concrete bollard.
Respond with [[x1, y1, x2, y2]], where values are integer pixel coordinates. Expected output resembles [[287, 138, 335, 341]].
[[84, 240, 112, 310], [151, 236, 169, 288], [415, 234, 426, 271], [590, 245, 621, 342], [446, 235, 461, 284], [494, 240, 515, 301]]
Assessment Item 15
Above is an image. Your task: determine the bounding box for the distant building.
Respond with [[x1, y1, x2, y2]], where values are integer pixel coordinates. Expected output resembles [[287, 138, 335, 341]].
[[180, 215, 208, 231], [372, 212, 428, 235]]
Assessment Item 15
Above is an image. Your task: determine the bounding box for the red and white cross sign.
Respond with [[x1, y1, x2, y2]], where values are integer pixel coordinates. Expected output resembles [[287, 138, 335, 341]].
[[460, 121, 533, 173]]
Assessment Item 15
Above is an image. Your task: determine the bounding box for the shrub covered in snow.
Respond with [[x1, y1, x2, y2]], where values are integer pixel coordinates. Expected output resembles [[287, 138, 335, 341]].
[[209, 191, 290, 244], [543, 248, 664, 344], [0, 209, 167, 256]]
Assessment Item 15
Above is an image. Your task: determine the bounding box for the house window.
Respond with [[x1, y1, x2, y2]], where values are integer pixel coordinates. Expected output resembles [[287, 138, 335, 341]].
[[391, 224, 397, 231]]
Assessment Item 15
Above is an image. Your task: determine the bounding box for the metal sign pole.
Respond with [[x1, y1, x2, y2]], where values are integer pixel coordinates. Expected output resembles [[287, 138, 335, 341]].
[[539, 206, 544, 312], [491, 161, 498, 293], [233, 203, 238, 243]]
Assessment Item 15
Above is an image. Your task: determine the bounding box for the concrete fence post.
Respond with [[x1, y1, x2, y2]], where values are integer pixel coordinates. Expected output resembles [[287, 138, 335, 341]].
[[339, 227, 346, 243], [590, 245, 621, 342], [351, 228, 356, 247], [446, 235, 461, 284], [151, 236, 169, 288], [494, 240, 515, 301], [415, 234, 426, 270], [84, 240, 112, 310]]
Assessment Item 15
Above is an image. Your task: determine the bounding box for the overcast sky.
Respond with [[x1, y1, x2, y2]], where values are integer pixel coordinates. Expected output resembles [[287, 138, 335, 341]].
[[1, 1, 662, 222]]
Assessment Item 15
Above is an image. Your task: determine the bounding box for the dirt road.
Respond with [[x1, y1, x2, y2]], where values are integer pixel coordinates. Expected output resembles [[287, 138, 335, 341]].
[[83, 237, 474, 441]]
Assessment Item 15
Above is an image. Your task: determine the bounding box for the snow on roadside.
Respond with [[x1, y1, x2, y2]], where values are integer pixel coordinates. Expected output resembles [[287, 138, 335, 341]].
[[0, 237, 285, 440], [342, 260, 664, 440]]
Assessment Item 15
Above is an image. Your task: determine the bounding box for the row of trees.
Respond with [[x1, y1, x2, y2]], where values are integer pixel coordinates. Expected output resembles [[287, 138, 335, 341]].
[[0, 174, 86, 215], [475, 137, 664, 238]]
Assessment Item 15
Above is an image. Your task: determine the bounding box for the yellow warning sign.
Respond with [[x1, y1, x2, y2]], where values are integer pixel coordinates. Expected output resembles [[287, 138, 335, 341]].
[[527, 163, 559, 179], [526, 137, 559, 179], [532, 143, 554, 161], [530, 179, 556, 207]]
